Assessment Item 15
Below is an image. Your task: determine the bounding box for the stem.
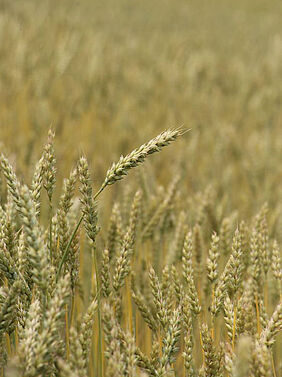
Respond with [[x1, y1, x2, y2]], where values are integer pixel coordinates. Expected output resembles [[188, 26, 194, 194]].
[[70, 291, 76, 327], [232, 295, 238, 350], [158, 327, 162, 358], [65, 304, 70, 359], [92, 245, 104, 377], [271, 353, 277, 377], [56, 185, 106, 282], [199, 330, 205, 366], [89, 354, 94, 377], [5, 333, 11, 356], [125, 276, 133, 333], [14, 326, 19, 353], [264, 282, 268, 314], [135, 310, 139, 348], [49, 202, 53, 263], [56, 214, 83, 282], [211, 286, 215, 340], [232, 307, 237, 350], [93, 185, 106, 202], [255, 294, 261, 335], [42, 289, 47, 320]]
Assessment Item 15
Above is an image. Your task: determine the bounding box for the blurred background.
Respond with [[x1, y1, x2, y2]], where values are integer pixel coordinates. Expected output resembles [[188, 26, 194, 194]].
[[0, 0, 281, 233]]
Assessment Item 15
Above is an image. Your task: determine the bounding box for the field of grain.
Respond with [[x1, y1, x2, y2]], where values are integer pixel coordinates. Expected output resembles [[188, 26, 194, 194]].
[[0, 0, 281, 376]]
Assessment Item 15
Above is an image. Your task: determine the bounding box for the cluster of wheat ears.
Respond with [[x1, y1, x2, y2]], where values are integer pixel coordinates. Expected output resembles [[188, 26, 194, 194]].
[[0, 128, 281, 377]]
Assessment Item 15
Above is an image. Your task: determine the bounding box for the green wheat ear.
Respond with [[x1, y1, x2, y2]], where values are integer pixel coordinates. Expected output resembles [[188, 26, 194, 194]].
[[56, 128, 186, 282], [99, 128, 188, 193]]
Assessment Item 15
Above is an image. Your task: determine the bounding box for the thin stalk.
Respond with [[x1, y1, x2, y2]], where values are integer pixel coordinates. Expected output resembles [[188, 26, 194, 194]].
[[211, 286, 215, 340], [56, 185, 105, 282], [91, 288, 101, 377], [199, 330, 205, 366], [271, 353, 277, 377], [70, 291, 76, 327], [76, 229, 85, 322], [89, 350, 95, 377], [65, 304, 70, 359], [56, 214, 83, 282], [255, 294, 261, 335], [125, 276, 133, 333], [93, 185, 106, 202], [158, 327, 162, 358], [42, 290, 47, 319], [232, 307, 237, 350], [264, 283, 268, 314], [89, 353, 94, 377], [135, 310, 139, 348], [5, 333, 11, 356], [232, 295, 238, 350], [93, 247, 104, 377], [49, 202, 53, 263], [14, 326, 19, 353], [145, 323, 152, 356]]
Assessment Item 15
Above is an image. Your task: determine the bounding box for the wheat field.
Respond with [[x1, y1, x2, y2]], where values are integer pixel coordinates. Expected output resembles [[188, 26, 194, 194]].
[[0, 0, 281, 376]]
